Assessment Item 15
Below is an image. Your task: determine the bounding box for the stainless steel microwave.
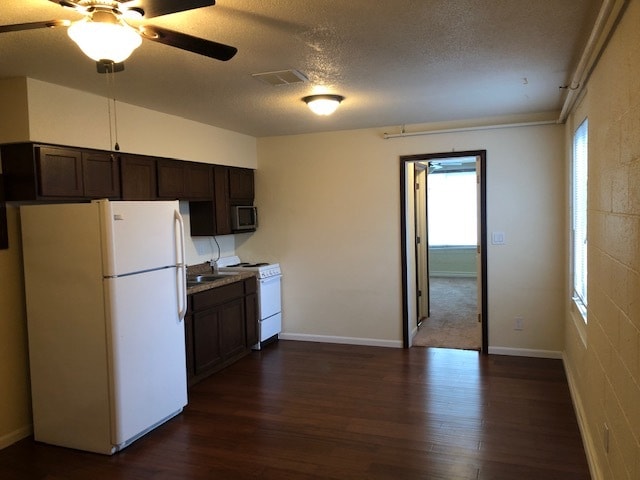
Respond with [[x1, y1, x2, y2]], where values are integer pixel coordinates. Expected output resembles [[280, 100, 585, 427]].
[[231, 206, 257, 232]]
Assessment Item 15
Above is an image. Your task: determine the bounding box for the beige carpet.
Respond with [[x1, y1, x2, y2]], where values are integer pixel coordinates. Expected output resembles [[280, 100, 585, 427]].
[[412, 276, 481, 350]]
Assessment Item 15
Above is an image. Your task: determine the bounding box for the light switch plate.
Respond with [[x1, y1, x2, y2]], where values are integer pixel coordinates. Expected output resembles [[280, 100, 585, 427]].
[[491, 231, 506, 245]]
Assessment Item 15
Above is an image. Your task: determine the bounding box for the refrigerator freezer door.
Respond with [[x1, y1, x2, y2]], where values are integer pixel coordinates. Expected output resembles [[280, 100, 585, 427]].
[[99, 200, 182, 277], [105, 267, 188, 447]]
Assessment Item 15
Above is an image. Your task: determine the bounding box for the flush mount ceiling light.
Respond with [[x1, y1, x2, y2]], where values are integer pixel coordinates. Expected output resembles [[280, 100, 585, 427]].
[[67, 8, 142, 63], [302, 94, 345, 116]]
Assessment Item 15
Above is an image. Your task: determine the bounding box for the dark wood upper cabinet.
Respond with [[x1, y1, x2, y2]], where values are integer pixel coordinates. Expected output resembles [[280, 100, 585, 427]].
[[82, 150, 120, 199], [1, 143, 249, 219], [120, 154, 158, 200], [37, 146, 84, 197], [0, 143, 120, 201], [157, 158, 213, 201], [157, 158, 187, 199], [185, 162, 214, 200], [214, 165, 232, 234], [228, 167, 254, 205], [189, 166, 255, 237]]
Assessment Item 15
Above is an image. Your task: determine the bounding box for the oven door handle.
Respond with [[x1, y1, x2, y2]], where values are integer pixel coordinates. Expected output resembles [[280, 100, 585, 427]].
[[259, 274, 282, 284]]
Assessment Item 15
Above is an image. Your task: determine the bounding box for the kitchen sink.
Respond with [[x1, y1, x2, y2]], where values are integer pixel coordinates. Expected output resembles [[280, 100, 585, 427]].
[[186, 273, 235, 287]]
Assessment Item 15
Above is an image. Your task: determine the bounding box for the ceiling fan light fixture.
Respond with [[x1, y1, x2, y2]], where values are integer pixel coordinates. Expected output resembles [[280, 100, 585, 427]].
[[67, 11, 142, 64], [302, 94, 345, 116]]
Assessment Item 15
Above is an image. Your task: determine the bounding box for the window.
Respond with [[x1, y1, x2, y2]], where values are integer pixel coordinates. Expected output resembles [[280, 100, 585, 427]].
[[427, 170, 477, 246], [572, 118, 588, 319]]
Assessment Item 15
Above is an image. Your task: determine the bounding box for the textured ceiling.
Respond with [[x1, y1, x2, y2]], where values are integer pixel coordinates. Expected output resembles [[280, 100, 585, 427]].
[[0, 0, 601, 137]]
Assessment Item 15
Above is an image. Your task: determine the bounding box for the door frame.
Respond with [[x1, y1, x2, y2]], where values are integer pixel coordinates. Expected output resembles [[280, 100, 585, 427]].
[[400, 150, 488, 352]]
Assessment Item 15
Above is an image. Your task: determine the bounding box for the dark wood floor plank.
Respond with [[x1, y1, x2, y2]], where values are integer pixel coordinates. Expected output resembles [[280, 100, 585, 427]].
[[0, 341, 590, 479]]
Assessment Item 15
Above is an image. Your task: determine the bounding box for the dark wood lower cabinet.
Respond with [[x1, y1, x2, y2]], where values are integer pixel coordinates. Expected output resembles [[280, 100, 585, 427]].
[[185, 277, 258, 386], [245, 293, 258, 347], [193, 308, 224, 375]]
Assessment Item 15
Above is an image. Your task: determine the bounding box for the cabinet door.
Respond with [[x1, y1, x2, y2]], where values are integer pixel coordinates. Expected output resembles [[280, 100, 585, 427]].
[[0, 180, 7, 250], [185, 163, 213, 200], [228, 167, 254, 205], [213, 166, 232, 234], [193, 309, 222, 375], [82, 151, 120, 198], [157, 159, 186, 199], [188, 201, 216, 237], [245, 293, 258, 348], [121, 154, 157, 200], [36, 146, 83, 197], [219, 298, 246, 359]]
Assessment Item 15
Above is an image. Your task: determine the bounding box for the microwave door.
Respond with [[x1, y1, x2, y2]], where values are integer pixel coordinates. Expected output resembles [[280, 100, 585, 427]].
[[233, 206, 257, 230]]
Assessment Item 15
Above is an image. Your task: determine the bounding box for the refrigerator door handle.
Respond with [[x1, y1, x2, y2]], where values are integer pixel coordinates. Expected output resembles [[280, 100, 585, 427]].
[[174, 210, 187, 321]]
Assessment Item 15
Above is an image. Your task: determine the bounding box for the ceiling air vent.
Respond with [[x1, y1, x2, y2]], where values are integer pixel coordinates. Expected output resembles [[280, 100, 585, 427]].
[[251, 69, 308, 86]]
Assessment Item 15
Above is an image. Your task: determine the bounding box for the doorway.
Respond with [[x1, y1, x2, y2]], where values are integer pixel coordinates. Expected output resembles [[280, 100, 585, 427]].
[[400, 150, 488, 352]]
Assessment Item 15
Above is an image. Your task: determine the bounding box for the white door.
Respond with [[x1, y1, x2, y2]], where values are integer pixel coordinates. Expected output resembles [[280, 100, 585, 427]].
[[415, 164, 429, 324], [105, 267, 187, 447]]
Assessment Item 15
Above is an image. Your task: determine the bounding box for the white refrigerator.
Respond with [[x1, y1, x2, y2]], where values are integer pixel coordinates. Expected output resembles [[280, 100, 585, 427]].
[[20, 200, 188, 455]]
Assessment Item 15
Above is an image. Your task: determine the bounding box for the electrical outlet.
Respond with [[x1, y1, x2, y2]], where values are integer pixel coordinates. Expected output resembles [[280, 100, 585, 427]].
[[514, 316, 524, 330]]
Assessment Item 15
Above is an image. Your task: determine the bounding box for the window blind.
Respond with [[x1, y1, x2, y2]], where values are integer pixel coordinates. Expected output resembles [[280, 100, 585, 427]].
[[572, 118, 588, 311]]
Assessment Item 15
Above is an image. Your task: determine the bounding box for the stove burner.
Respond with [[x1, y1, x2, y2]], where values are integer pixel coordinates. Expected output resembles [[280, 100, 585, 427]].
[[227, 262, 270, 268]]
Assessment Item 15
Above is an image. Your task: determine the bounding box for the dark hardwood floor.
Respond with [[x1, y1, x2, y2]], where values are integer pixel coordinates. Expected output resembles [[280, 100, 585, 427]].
[[0, 341, 590, 479]]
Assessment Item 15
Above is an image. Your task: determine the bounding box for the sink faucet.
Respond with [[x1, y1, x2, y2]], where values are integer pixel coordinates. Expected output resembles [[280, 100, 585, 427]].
[[210, 260, 219, 274]]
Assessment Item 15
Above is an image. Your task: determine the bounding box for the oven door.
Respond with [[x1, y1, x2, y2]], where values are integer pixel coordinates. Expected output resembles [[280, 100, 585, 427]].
[[258, 275, 282, 319]]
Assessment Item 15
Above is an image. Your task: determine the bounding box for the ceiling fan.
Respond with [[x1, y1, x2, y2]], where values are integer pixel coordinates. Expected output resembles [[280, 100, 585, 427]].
[[0, 0, 237, 72]]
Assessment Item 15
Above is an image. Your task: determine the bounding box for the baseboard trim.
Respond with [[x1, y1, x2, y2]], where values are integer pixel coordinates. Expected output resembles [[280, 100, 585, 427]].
[[279, 333, 402, 348], [563, 353, 603, 480], [488, 346, 563, 359], [0, 424, 32, 450]]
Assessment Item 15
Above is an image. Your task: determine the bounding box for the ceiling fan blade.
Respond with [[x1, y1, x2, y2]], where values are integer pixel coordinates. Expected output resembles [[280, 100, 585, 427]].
[[48, 0, 85, 11], [0, 19, 70, 33], [124, 0, 214, 18], [140, 25, 237, 61], [47, 1, 214, 18]]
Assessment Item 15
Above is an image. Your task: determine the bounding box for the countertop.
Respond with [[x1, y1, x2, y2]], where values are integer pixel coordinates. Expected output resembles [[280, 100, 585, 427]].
[[186, 263, 255, 295]]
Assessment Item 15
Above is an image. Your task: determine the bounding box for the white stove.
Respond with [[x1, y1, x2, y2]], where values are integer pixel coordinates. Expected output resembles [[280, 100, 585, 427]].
[[217, 256, 282, 349], [217, 256, 281, 279]]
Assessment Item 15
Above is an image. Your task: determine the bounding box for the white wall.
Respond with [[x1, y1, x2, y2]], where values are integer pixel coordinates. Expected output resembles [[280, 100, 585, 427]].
[[0, 78, 30, 144], [25, 78, 256, 167], [239, 122, 566, 353]]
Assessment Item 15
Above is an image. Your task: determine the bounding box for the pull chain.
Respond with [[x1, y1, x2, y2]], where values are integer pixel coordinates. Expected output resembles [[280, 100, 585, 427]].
[[105, 63, 120, 152], [106, 74, 113, 151]]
